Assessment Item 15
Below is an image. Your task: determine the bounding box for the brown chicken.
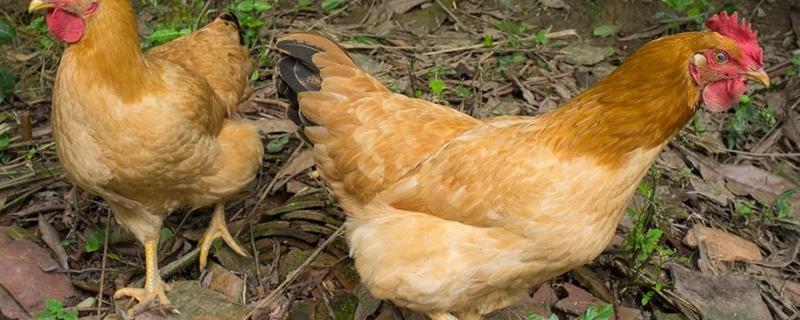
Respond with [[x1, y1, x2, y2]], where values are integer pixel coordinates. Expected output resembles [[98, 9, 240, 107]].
[[276, 12, 769, 320], [27, 0, 263, 312]]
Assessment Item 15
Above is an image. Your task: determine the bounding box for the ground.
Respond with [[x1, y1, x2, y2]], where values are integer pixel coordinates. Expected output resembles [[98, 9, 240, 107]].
[[0, 0, 799, 319]]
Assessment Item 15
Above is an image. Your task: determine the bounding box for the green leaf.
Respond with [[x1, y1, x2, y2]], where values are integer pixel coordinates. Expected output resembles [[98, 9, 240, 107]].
[[84, 228, 104, 253], [266, 133, 290, 153], [578, 304, 613, 320], [351, 35, 379, 45], [252, 0, 273, 12], [0, 18, 16, 45], [147, 28, 187, 44], [482, 35, 494, 48], [533, 29, 548, 45], [44, 299, 63, 310], [428, 79, 445, 96], [0, 65, 15, 103], [592, 24, 619, 38], [158, 227, 173, 248], [321, 0, 344, 13]]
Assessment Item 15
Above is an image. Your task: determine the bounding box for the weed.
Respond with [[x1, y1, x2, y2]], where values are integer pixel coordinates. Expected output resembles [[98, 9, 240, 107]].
[[266, 133, 290, 153], [661, 0, 716, 23], [528, 304, 613, 320], [321, 0, 345, 13], [533, 28, 549, 46], [624, 172, 676, 306], [84, 228, 104, 253], [784, 57, 800, 78], [35, 299, 77, 320], [725, 94, 776, 148]]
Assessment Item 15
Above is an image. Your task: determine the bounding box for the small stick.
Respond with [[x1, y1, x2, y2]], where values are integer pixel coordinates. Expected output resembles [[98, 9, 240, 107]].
[[242, 225, 345, 320], [97, 209, 112, 316]]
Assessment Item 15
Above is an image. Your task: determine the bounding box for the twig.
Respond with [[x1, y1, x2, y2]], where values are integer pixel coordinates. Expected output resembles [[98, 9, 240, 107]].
[[724, 149, 800, 157], [242, 224, 345, 320], [97, 209, 112, 316], [435, 0, 468, 34]]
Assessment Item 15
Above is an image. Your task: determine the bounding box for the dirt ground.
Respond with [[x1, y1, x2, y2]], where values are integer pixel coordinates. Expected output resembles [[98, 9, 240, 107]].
[[1, 0, 799, 319]]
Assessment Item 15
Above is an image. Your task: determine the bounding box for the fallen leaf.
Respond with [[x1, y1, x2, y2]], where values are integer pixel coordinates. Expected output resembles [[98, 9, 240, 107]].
[[717, 164, 800, 209], [683, 225, 762, 263], [560, 43, 614, 66], [540, 0, 569, 9], [205, 263, 243, 303], [0, 227, 75, 319], [269, 149, 315, 193], [554, 283, 606, 315], [38, 215, 69, 270], [671, 264, 772, 320], [253, 118, 296, 134], [592, 25, 620, 38], [354, 285, 381, 320], [529, 284, 558, 317]]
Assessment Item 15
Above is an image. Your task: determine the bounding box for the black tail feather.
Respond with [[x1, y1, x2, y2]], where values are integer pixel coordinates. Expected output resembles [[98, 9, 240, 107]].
[[218, 12, 245, 45]]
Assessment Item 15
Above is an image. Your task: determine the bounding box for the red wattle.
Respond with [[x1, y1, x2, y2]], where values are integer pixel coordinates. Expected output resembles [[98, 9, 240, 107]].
[[702, 77, 746, 113], [45, 8, 85, 44]]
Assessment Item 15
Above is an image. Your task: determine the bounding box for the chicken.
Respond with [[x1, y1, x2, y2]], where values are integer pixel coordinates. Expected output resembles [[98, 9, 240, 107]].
[[276, 12, 769, 320], [27, 0, 263, 312]]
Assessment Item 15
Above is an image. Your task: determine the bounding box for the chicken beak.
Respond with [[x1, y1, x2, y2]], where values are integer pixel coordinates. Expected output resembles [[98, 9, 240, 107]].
[[28, 0, 54, 13], [743, 68, 770, 88]]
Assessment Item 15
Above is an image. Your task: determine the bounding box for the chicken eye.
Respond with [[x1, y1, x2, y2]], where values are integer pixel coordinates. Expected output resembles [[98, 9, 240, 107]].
[[713, 52, 729, 64]]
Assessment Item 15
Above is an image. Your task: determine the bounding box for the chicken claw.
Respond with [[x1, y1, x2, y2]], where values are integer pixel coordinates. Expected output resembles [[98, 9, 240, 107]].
[[199, 203, 249, 269], [114, 239, 175, 315]]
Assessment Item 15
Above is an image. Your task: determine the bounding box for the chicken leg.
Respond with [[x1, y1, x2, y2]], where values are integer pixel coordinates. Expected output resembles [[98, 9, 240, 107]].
[[114, 238, 172, 312], [198, 203, 248, 269]]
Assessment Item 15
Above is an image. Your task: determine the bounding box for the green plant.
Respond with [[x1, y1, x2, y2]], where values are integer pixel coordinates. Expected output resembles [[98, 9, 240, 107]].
[[229, 0, 275, 45], [771, 190, 795, 219], [734, 200, 754, 218], [0, 66, 15, 104], [321, 0, 344, 13], [266, 133, 290, 153], [528, 313, 558, 320], [0, 18, 16, 45], [725, 94, 776, 148], [84, 228, 104, 253], [624, 174, 676, 306], [578, 304, 613, 320], [533, 28, 548, 46], [785, 57, 800, 78], [25, 17, 56, 49], [661, 0, 715, 23], [35, 299, 78, 320], [427, 66, 452, 98], [492, 20, 529, 47]]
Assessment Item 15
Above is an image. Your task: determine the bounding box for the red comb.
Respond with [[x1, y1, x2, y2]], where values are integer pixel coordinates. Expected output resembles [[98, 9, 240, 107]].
[[706, 11, 763, 67]]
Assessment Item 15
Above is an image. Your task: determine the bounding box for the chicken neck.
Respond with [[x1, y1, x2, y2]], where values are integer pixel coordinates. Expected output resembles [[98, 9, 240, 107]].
[[536, 34, 706, 168], [60, 0, 151, 102]]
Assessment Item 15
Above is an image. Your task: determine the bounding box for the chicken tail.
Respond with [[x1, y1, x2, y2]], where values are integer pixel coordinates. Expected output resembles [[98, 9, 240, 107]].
[[275, 33, 388, 126], [217, 12, 244, 45]]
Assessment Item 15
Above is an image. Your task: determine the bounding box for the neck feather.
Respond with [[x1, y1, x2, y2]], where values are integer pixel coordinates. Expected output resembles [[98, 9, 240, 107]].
[[538, 33, 720, 167], [63, 0, 150, 101]]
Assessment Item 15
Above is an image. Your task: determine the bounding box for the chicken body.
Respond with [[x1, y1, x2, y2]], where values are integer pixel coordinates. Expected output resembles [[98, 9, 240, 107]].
[[43, 0, 262, 310], [276, 23, 767, 319]]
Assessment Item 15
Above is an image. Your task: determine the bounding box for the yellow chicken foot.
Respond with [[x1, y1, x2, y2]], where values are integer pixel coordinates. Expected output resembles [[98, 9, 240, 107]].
[[198, 203, 249, 269], [114, 239, 174, 314]]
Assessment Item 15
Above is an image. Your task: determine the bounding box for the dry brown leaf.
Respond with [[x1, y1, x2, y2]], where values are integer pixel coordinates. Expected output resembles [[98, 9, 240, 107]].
[[671, 264, 772, 320], [253, 118, 296, 134], [38, 215, 69, 270], [554, 283, 606, 316], [717, 164, 800, 209], [205, 263, 244, 303], [683, 225, 762, 263], [269, 149, 315, 193]]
